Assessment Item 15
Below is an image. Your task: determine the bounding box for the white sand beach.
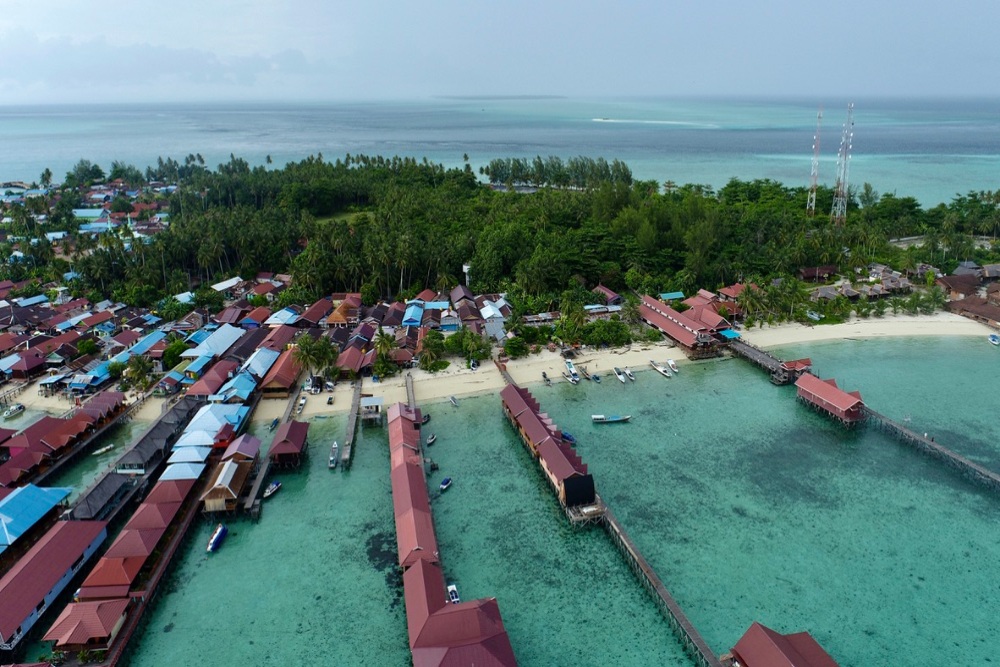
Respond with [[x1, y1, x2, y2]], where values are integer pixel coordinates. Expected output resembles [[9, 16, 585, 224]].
[[740, 311, 989, 348]]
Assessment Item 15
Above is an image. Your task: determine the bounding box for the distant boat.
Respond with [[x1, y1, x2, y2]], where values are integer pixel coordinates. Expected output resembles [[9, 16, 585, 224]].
[[591, 372, 601, 383], [579, 364, 592, 381], [990, 334, 1000, 346], [623, 367, 636, 382], [613, 367, 627, 384], [565, 359, 580, 382], [422, 413, 431, 425], [447, 583, 461, 604], [329, 441, 339, 469], [426, 433, 437, 446], [542, 371, 552, 386], [666, 359, 679, 373], [561, 431, 577, 444], [440, 477, 453, 492], [2, 403, 24, 420], [263, 481, 281, 499], [92, 443, 115, 456], [450, 396, 459, 408], [207, 523, 228, 553], [269, 418, 280, 432], [592, 414, 631, 424], [561, 372, 580, 385], [326, 396, 334, 406], [650, 360, 672, 378]]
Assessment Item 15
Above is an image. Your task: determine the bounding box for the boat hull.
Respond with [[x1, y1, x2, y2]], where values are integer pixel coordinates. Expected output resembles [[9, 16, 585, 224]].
[[207, 524, 228, 553]]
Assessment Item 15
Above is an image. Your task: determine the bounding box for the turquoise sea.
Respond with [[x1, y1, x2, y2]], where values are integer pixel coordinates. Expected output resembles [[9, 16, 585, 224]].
[[2, 97, 999, 206], [20, 335, 996, 666]]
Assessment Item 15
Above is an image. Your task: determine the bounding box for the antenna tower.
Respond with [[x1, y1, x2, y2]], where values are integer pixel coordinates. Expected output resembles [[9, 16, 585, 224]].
[[830, 102, 854, 224], [806, 108, 823, 216]]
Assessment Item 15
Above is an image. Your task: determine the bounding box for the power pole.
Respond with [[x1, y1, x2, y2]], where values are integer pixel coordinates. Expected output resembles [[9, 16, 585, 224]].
[[830, 102, 854, 225], [806, 108, 823, 217]]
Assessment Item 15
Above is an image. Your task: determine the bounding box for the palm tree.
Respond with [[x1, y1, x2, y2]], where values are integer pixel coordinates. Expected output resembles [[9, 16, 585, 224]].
[[374, 327, 396, 358], [292, 334, 319, 382]]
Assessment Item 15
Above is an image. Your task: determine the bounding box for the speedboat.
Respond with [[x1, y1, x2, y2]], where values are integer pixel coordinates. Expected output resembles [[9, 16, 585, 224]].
[[990, 334, 1000, 346], [207, 523, 228, 553], [623, 367, 636, 382], [666, 359, 679, 373], [613, 367, 627, 384], [2, 403, 24, 420], [592, 414, 631, 424], [329, 441, 339, 469], [426, 433, 437, 446], [650, 360, 672, 378], [565, 359, 580, 382], [92, 443, 115, 456], [542, 371, 552, 386], [561, 372, 580, 385], [450, 396, 459, 408], [470, 359, 479, 371], [269, 418, 280, 432], [263, 481, 282, 499], [447, 584, 461, 604], [440, 477, 453, 492], [591, 372, 601, 383], [562, 430, 577, 444], [296, 396, 307, 414]]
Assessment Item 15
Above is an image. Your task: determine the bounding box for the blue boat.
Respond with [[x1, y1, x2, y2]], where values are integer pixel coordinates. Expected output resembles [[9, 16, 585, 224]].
[[440, 477, 453, 492], [562, 431, 577, 444], [207, 523, 228, 553], [989, 334, 1000, 346], [269, 418, 279, 432]]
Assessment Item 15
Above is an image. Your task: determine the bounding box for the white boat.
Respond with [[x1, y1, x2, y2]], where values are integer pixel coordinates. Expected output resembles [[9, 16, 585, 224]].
[[207, 523, 228, 553], [623, 367, 636, 382], [561, 372, 580, 385], [447, 584, 461, 604], [990, 334, 1000, 346], [666, 359, 679, 373], [592, 414, 631, 424], [565, 359, 580, 382], [263, 481, 281, 499], [92, 444, 115, 456], [613, 367, 627, 383], [296, 396, 307, 414], [329, 441, 339, 469], [2, 403, 24, 420], [426, 433, 437, 446], [440, 477, 453, 492], [450, 396, 459, 408], [650, 360, 672, 378]]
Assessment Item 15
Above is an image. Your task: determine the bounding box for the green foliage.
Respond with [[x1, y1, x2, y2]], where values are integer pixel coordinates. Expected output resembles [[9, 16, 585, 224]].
[[108, 361, 126, 380], [579, 319, 632, 347], [276, 284, 313, 309], [76, 338, 100, 357], [193, 286, 224, 311], [443, 327, 492, 361], [373, 353, 399, 379], [246, 294, 268, 308], [503, 336, 529, 359], [159, 297, 194, 322], [162, 338, 190, 370]]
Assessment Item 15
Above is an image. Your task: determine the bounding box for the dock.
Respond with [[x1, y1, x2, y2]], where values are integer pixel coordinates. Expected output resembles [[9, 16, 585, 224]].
[[340, 379, 363, 469], [728, 339, 810, 385], [405, 371, 416, 408], [866, 407, 1000, 494], [0, 381, 27, 406], [602, 506, 724, 667]]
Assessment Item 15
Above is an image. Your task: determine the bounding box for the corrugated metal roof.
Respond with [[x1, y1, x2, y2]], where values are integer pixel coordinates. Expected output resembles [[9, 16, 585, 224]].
[[0, 484, 71, 550], [43, 598, 130, 647], [180, 323, 245, 359], [158, 462, 205, 481]]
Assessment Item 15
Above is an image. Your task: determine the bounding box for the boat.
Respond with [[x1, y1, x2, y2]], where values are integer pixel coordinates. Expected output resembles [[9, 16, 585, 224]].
[[2, 403, 24, 420], [591, 372, 601, 383], [263, 481, 281, 499], [447, 584, 461, 604], [542, 371, 552, 386], [666, 359, 679, 373], [326, 396, 334, 405], [623, 367, 636, 382], [426, 433, 437, 446], [450, 396, 459, 408], [650, 360, 672, 378], [92, 444, 115, 456], [269, 418, 280, 432], [613, 367, 627, 384], [565, 359, 580, 382], [422, 413, 431, 425], [561, 430, 576, 444], [296, 396, 307, 414], [561, 372, 580, 385], [206, 523, 228, 553], [592, 414, 631, 423], [990, 334, 1000, 346], [440, 477, 453, 492], [329, 441, 339, 469], [469, 359, 479, 371]]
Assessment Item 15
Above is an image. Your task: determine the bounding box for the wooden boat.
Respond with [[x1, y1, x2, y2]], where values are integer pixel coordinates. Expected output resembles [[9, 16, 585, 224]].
[[207, 523, 228, 553], [623, 367, 636, 382], [440, 477, 453, 492], [990, 334, 1000, 346], [426, 433, 437, 446], [591, 414, 631, 424], [542, 371, 552, 386], [269, 418, 280, 432], [650, 360, 672, 378], [561, 372, 580, 385], [329, 441, 339, 469], [561, 431, 577, 444], [2, 403, 24, 420], [450, 396, 459, 408], [92, 444, 115, 456], [666, 359, 679, 373], [447, 584, 461, 604], [613, 367, 627, 383], [263, 481, 281, 499]]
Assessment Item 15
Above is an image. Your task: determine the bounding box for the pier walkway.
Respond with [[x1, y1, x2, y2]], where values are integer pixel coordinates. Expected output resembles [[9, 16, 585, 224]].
[[405, 372, 416, 408], [728, 339, 805, 384], [0, 381, 27, 407], [341, 380, 363, 469], [866, 407, 1000, 494], [602, 507, 723, 667]]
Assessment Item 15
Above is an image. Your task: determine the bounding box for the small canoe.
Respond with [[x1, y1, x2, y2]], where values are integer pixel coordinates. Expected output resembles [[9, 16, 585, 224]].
[[623, 367, 636, 381], [592, 414, 631, 424], [450, 396, 459, 408]]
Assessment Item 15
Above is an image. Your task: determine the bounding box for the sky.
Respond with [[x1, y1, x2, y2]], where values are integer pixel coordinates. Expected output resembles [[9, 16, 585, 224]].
[[1, 0, 998, 104]]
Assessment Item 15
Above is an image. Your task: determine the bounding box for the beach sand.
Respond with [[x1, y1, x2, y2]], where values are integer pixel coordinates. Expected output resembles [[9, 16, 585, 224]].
[[740, 311, 988, 348]]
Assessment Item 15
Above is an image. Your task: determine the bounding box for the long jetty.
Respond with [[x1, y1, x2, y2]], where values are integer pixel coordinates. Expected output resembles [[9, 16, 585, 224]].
[[340, 379, 363, 468], [727, 339, 805, 384]]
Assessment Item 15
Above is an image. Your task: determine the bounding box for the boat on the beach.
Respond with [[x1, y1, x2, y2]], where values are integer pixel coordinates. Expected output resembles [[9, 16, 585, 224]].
[[613, 367, 627, 384], [326, 396, 333, 405], [269, 418, 279, 432], [623, 367, 636, 382], [450, 396, 459, 408], [329, 441, 339, 469], [561, 431, 577, 444], [542, 371, 552, 386], [565, 359, 581, 382], [426, 433, 437, 446], [440, 477, 453, 492], [469, 358, 479, 371], [296, 396, 307, 414], [666, 359, 679, 373], [562, 372, 580, 385], [447, 584, 461, 604], [2, 403, 24, 420], [590, 371, 601, 383], [592, 414, 631, 424], [207, 523, 228, 553], [650, 360, 672, 378], [263, 481, 281, 499], [92, 443, 115, 456], [990, 334, 1000, 346]]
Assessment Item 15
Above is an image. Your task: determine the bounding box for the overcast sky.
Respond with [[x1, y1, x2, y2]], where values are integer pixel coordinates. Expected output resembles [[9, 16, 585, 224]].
[[1, 1, 997, 104]]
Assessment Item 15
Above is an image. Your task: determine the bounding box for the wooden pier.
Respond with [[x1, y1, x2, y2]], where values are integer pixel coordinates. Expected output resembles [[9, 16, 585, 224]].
[[241, 456, 271, 520], [866, 407, 1000, 494], [0, 382, 27, 406], [728, 339, 809, 385], [340, 380, 363, 469], [602, 507, 724, 667], [405, 372, 416, 408]]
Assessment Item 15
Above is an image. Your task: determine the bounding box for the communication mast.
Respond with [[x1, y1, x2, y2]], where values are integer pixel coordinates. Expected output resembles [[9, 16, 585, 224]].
[[830, 102, 854, 224], [806, 108, 823, 217]]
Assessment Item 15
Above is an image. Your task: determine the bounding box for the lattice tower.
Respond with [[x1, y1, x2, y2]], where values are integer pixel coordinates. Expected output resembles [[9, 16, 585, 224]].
[[806, 108, 823, 216], [830, 102, 854, 225]]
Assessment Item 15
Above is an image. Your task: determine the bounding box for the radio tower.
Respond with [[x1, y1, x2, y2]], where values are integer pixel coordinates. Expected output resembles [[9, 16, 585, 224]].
[[830, 102, 854, 224], [806, 108, 823, 216]]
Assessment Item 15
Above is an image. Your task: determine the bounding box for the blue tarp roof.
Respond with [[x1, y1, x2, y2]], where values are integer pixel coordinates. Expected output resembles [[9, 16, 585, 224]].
[[659, 292, 685, 301], [719, 329, 741, 339], [423, 301, 450, 310], [0, 485, 72, 552]]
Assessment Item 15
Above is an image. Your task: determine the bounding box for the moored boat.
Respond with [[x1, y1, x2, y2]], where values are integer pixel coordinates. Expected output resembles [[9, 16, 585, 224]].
[[296, 396, 307, 414], [579, 365, 591, 381], [207, 523, 228, 553], [990, 334, 1000, 346], [263, 481, 281, 499], [447, 584, 461, 604], [592, 414, 631, 424], [650, 360, 672, 378], [561, 430, 577, 444], [542, 371, 552, 386], [329, 441, 339, 469], [92, 444, 115, 456], [562, 372, 580, 385], [565, 359, 580, 382], [450, 396, 459, 408], [666, 358, 679, 373], [2, 403, 24, 420], [426, 433, 437, 446], [440, 477, 453, 492], [269, 418, 280, 431], [623, 367, 636, 382], [421, 413, 431, 425], [613, 367, 627, 383], [591, 372, 601, 383]]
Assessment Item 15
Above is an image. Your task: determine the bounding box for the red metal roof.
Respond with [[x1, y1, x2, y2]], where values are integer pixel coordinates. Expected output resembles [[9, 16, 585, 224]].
[[299, 298, 333, 325], [261, 325, 298, 351], [0, 520, 107, 642], [731, 621, 840, 667], [269, 420, 309, 457], [403, 558, 448, 648], [639, 297, 700, 347], [413, 598, 517, 666], [80, 555, 146, 589], [260, 349, 301, 390], [43, 597, 130, 647], [144, 479, 196, 504], [124, 502, 182, 530], [104, 528, 165, 558], [795, 373, 864, 414], [187, 359, 240, 397], [222, 434, 262, 462]]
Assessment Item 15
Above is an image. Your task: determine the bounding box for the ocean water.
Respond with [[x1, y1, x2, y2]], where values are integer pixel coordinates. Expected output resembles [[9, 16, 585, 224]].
[[2, 97, 999, 206]]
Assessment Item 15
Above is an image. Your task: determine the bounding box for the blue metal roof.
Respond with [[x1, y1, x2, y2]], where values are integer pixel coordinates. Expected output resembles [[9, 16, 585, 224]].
[[185, 328, 212, 345], [159, 462, 205, 481], [14, 294, 48, 307], [659, 291, 685, 301], [212, 371, 257, 403], [423, 301, 450, 310], [185, 355, 214, 377], [403, 303, 424, 326], [0, 485, 72, 552], [130, 330, 167, 356], [719, 329, 741, 339]]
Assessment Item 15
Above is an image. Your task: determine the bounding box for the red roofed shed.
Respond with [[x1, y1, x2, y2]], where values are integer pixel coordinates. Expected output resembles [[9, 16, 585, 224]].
[[794, 373, 865, 425], [269, 420, 309, 467], [730, 621, 840, 667]]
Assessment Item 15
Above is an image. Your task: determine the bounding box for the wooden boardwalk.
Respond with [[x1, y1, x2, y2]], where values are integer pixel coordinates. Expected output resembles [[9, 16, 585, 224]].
[[0, 382, 27, 407], [866, 407, 1000, 494], [602, 507, 723, 667], [242, 457, 271, 519], [405, 372, 416, 408], [341, 380, 363, 468], [728, 339, 796, 384]]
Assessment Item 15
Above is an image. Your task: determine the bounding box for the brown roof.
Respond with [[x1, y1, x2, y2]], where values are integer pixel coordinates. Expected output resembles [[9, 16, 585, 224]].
[[187, 359, 240, 397], [43, 598, 130, 647], [144, 479, 196, 504], [260, 349, 302, 390], [731, 621, 840, 667], [104, 528, 165, 558], [123, 502, 182, 530], [261, 325, 298, 352], [298, 298, 333, 325], [80, 555, 146, 590], [269, 420, 309, 457]]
